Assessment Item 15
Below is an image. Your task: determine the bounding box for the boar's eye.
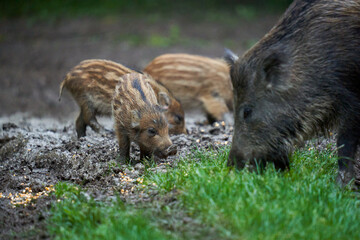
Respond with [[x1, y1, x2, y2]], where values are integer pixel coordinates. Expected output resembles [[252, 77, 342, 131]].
[[147, 128, 157, 137], [174, 114, 183, 125], [243, 107, 252, 120]]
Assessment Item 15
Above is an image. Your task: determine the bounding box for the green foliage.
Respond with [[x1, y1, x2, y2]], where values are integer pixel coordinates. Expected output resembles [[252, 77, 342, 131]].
[[49, 182, 171, 240], [116, 25, 206, 48], [1, 0, 292, 20], [53, 182, 82, 199], [147, 25, 182, 47], [147, 145, 360, 240], [235, 5, 257, 21]]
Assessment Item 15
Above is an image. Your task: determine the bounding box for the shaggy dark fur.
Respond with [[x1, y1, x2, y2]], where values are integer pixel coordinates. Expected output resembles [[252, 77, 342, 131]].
[[225, 0, 360, 187]]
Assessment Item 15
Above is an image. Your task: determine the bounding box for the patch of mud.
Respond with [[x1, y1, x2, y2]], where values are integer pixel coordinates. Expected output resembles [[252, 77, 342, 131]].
[[0, 114, 234, 238]]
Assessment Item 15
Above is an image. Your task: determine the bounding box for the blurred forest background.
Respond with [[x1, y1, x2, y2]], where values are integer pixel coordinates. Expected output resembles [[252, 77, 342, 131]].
[[0, 0, 292, 118], [2, 0, 291, 19]]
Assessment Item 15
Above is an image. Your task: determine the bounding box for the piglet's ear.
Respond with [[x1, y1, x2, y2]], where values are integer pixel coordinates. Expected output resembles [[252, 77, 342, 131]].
[[224, 48, 239, 66], [155, 104, 167, 113], [131, 110, 141, 128], [158, 92, 170, 110]]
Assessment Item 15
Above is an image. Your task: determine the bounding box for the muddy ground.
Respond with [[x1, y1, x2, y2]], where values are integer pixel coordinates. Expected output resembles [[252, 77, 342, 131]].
[[0, 114, 234, 239], [1, 14, 357, 239]]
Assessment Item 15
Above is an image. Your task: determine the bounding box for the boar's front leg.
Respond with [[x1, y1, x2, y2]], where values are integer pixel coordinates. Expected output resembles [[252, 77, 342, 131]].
[[76, 109, 87, 138], [336, 124, 360, 188], [200, 95, 230, 124], [79, 105, 103, 136], [115, 129, 131, 162], [88, 118, 102, 133]]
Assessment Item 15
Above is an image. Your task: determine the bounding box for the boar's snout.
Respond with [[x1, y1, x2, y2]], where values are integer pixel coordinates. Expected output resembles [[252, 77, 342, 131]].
[[229, 145, 290, 171], [228, 147, 247, 170], [153, 137, 176, 159], [154, 145, 177, 159], [166, 144, 178, 156]]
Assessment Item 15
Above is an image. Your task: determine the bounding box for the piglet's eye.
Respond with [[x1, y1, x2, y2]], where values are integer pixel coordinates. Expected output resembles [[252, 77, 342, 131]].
[[243, 107, 252, 120], [174, 114, 183, 124], [147, 128, 157, 137]]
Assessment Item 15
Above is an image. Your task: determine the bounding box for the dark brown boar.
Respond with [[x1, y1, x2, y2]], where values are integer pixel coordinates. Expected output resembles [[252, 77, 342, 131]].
[[143, 53, 233, 124], [112, 72, 175, 160], [59, 59, 186, 138], [225, 0, 360, 187]]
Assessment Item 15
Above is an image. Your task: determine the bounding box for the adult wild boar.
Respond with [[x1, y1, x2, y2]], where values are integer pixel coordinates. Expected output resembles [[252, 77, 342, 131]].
[[225, 0, 360, 187]]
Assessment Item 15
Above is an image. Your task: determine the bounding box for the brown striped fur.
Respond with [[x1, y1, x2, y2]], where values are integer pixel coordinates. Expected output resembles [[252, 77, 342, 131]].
[[112, 72, 175, 160], [59, 59, 186, 138], [143, 53, 233, 123], [148, 78, 186, 135]]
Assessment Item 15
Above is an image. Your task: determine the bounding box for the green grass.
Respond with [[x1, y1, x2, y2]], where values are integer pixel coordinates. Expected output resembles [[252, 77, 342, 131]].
[[147, 145, 360, 240], [48, 144, 360, 239], [48, 182, 173, 240]]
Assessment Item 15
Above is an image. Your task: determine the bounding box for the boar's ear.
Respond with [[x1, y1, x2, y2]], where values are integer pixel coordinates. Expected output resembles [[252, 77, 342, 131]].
[[158, 92, 171, 110], [154, 104, 167, 113], [262, 51, 286, 86], [131, 110, 141, 129], [154, 105, 166, 113], [224, 48, 239, 66]]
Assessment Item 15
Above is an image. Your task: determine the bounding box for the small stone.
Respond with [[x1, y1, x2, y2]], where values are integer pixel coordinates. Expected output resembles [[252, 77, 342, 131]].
[[201, 136, 211, 141], [209, 127, 220, 135], [134, 163, 145, 171], [2, 122, 18, 131]]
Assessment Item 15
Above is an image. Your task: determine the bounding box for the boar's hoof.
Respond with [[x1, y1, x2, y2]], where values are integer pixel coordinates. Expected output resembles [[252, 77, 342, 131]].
[[228, 150, 246, 170], [76, 128, 86, 138], [248, 159, 267, 173], [104, 128, 115, 135], [336, 170, 355, 189]]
